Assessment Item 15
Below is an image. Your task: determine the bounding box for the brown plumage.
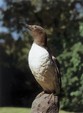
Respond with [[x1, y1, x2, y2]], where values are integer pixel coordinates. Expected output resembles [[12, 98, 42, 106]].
[[27, 25, 61, 95]]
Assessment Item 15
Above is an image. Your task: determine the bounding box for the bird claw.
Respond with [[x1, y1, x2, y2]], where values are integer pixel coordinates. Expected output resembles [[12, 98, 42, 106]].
[[47, 93, 53, 104]]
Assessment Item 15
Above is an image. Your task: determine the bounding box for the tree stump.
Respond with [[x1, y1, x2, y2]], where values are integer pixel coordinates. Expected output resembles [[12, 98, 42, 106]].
[[31, 91, 59, 113]]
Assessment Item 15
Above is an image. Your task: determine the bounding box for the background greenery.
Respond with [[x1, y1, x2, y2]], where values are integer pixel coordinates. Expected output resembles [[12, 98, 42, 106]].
[[0, 0, 83, 112]]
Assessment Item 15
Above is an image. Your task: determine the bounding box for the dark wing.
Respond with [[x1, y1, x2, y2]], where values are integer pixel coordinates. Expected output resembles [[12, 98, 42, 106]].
[[46, 46, 61, 95], [51, 56, 62, 95], [52, 56, 60, 73]]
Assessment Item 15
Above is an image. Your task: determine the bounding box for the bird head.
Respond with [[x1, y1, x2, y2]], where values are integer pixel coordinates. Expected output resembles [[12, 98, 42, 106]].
[[26, 24, 47, 47]]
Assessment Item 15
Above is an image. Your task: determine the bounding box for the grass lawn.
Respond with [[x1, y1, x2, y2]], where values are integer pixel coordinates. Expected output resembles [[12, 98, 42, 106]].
[[0, 107, 74, 113]]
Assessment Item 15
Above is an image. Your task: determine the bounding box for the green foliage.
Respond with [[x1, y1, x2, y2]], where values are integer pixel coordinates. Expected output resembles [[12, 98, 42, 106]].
[[79, 22, 83, 36], [0, 0, 83, 111], [59, 42, 83, 111]]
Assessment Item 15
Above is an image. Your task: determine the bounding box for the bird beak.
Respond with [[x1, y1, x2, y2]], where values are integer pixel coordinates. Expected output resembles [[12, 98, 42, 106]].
[[25, 24, 32, 31], [20, 21, 32, 31]]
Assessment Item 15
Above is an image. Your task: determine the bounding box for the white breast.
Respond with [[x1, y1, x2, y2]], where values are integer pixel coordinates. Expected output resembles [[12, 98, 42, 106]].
[[28, 43, 59, 92], [28, 43, 50, 75]]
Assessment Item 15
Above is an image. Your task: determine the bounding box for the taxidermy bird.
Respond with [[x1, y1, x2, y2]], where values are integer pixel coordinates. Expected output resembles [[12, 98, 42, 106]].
[[27, 24, 61, 95]]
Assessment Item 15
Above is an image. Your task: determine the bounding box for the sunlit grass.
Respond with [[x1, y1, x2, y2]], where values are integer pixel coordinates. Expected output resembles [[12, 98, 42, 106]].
[[0, 107, 74, 113], [0, 107, 31, 113], [60, 110, 74, 113]]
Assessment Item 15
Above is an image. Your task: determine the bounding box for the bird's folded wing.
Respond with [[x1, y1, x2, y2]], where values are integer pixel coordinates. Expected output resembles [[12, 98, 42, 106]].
[[51, 56, 62, 94], [52, 56, 60, 74]]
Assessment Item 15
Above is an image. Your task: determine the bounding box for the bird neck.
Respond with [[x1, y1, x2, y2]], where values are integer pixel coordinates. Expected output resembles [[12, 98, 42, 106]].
[[33, 33, 47, 48], [34, 40, 47, 48]]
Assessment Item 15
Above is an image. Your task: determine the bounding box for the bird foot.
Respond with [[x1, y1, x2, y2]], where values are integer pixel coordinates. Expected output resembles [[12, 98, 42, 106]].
[[47, 93, 53, 104]]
